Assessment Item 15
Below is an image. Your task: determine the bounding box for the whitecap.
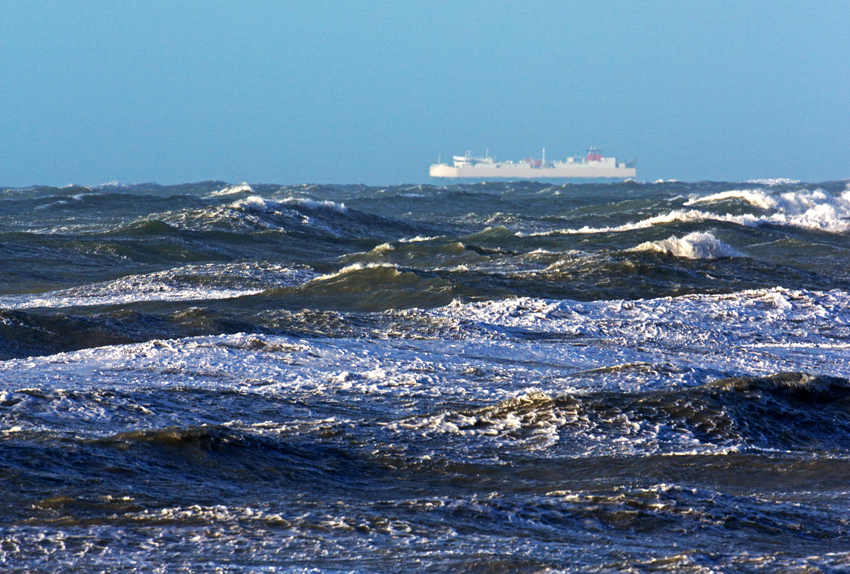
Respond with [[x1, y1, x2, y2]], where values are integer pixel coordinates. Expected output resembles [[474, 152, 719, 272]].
[[684, 189, 778, 210], [746, 178, 801, 186], [0, 263, 316, 310], [525, 209, 728, 236], [532, 188, 850, 236], [231, 195, 347, 214], [630, 231, 744, 259], [208, 182, 253, 197], [685, 188, 850, 233], [308, 262, 400, 283], [230, 195, 274, 210], [93, 181, 127, 189], [282, 197, 348, 214], [424, 287, 850, 388], [399, 235, 441, 243]]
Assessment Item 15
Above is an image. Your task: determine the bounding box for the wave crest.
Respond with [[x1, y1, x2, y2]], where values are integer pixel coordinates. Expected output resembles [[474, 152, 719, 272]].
[[208, 183, 253, 197], [684, 189, 778, 210], [630, 231, 743, 259], [230, 195, 348, 214], [709, 372, 850, 400]]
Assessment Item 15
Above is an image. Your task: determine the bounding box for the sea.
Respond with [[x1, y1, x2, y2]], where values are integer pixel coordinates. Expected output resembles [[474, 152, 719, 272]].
[[1, 178, 849, 573]]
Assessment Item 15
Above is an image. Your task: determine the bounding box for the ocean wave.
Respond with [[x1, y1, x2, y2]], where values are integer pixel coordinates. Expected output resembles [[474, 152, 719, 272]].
[[424, 288, 850, 386], [399, 235, 442, 243], [380, 367, 850, 457], [309, 262, 399, 282], [684, 188, 778, 210], [232, 195, 348, 214], [127, 196, 353, 236], [207, 182, 253, 197], [629, 231, 744, 259], [746, 178, 802, 186], [124, 194, 437, 241], [3, 301, 850, 458], [3, 287, 847, 394], [92, 181, 128, 189], [709, 371, 850, 399], [684, 188, 850, 233], [530, 187, 850, 235], [432, 287, 847, 338], [2, 179, 848, 572], [0, 334, 472, 402], [384, 392, 568, 450], [30, 191, 101, 211], [0, 263, 315, 310], [295, 263, 456, 311], [524, 209, 728, 236]]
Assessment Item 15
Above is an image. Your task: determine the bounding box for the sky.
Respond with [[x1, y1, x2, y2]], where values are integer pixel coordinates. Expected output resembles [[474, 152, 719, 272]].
[[1, 0, 849, 186]]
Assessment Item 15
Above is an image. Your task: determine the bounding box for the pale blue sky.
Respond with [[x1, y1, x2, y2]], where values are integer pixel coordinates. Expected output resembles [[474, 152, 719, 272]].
[[2, 1, 848, 185]]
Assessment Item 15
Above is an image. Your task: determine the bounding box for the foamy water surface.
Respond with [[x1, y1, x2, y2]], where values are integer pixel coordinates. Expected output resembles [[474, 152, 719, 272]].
[[1, 179, 849, 572]]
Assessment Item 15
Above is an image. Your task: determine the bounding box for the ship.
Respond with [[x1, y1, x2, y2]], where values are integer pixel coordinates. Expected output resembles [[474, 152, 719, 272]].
[[429, 148, 636, 179]]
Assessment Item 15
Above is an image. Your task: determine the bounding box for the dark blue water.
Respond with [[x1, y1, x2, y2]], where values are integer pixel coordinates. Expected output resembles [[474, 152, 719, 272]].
[[1, 179, 850, 572]]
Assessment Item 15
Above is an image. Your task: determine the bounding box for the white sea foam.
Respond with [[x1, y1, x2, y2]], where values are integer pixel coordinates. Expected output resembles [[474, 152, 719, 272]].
[[231, 195, 348, 214], [309, 262, 400, 282], [281, 197, 348, 213], [399, 236, 441, 243], [532, 188, 850, 236], [630, 231, 744, 259], [746, 178, 801, 186], [2, 288, 849, 457], [138, 195, 350, 234], [684, 189, 778, 210], [0, 263, 316, 310], [0, 335, 495, 401], [425, 287, 850, 386], [383, 391, 571, 450], [684, 188, 850, 233], [526, 209, 730, 236], [93, 181, 127, 189], [230, 195, 274, 210], [208, 182, 253, 197], [3, 289, 846, 399]]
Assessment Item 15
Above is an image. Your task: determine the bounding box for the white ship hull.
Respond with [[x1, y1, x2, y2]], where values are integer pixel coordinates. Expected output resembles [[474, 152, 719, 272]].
[[430, 149, 636, 179], [429, 163, 635, 179]]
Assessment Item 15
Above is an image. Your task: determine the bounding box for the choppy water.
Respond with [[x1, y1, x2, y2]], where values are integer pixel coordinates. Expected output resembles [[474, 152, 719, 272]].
[[1, 179, 850, 572]]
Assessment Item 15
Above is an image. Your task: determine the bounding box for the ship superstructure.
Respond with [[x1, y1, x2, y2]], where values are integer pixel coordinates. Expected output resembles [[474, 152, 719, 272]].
[[429, 148, 636, 179]]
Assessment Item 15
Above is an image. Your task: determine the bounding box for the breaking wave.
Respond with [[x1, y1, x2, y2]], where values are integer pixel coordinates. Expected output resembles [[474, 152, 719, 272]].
[[207, 182, 254, 197], [629, 231, 744, 259], [0, 263, 316, 310], [684, 187, 850, 232], [231, 195, 348, 214], [684, 188, 779, 210], [529, 188, 850, 236]]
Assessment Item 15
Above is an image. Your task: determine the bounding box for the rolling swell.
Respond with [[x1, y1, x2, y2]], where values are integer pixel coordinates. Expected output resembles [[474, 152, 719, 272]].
[[134, 195, 444, 243], [0, 425, 383, 525], [380, 372, 850, 460]]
